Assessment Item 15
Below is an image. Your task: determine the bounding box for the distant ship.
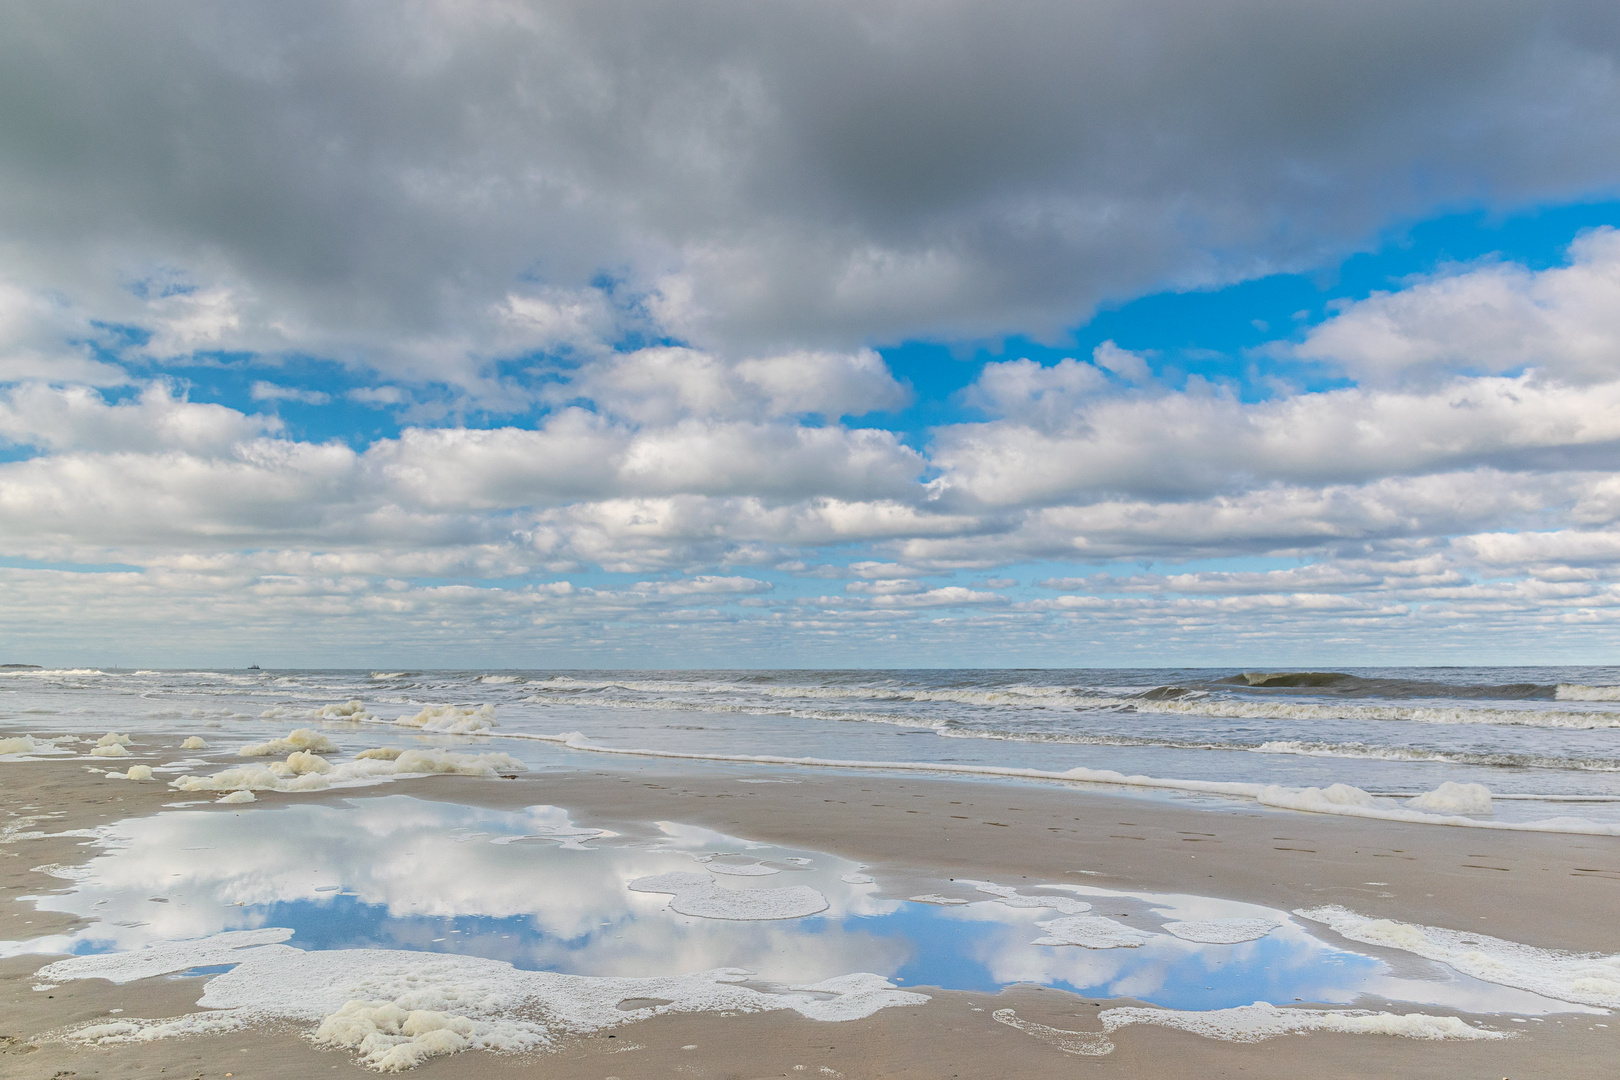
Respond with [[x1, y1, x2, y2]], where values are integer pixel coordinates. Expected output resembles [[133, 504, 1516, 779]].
[[247, 664, 261, 670]]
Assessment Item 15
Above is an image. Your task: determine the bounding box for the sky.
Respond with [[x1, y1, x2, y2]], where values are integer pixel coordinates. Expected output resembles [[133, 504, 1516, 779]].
[[5, 0, 1620, 668]]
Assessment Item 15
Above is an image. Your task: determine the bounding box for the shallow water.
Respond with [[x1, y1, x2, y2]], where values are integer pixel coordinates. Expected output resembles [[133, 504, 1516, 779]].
[[6, 796, 1593, 1018], [5, 666, 1620, 826]]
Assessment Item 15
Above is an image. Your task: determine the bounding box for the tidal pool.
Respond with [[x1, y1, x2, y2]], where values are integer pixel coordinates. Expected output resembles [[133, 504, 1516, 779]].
[[7, 795, 1587, 1016]]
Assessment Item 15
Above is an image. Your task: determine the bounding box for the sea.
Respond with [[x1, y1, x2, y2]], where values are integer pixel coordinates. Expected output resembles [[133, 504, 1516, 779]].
[[7, 664, 1620, 828]]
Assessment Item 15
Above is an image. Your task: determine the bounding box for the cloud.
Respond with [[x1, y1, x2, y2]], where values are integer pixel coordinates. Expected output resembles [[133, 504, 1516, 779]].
[[251, 381, 331, 405], [931, 373, 1620, 507], [1296, 228, 1620, 384], [2, 1, 1620, 378]]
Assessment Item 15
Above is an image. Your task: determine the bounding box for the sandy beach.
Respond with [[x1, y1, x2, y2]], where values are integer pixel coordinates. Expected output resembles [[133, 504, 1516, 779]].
[[4, 743, 1616, 1078]]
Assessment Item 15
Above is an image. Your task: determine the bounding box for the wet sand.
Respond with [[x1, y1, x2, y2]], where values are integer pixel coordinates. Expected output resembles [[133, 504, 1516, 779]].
[[3, 749, 1617, 1077]]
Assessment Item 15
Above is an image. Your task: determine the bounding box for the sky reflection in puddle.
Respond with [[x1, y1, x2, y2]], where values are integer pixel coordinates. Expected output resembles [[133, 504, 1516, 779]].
[[11, 795, 1582, 1015]]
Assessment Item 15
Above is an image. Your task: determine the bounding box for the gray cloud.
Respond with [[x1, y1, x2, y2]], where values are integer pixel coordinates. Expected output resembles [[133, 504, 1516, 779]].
[[3, 0, 1620, 374]]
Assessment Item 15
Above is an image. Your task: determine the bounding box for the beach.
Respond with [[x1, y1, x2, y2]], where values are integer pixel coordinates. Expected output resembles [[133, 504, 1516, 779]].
[[4, 714, 1618, 1077]]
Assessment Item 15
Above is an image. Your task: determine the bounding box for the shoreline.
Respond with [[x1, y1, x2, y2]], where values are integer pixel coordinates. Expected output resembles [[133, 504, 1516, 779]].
[[3, 742, 1618, 1076]]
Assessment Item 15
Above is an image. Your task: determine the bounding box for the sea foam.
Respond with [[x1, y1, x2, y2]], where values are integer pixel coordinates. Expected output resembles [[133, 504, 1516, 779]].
[[46, 932, 926, 1071], [1297, 905, 1620, 1009], [628, 872, 829, 920]]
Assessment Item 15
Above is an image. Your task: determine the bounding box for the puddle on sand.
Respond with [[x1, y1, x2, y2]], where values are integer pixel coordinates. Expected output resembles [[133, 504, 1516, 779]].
[[6, 795, 1590, 1015]]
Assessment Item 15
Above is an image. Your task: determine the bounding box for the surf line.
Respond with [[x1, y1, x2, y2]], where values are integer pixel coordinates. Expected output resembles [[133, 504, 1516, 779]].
[[354, 720, 1620, 836]]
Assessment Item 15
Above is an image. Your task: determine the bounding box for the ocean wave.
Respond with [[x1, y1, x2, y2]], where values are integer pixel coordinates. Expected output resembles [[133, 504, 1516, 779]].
[[1214, 671, 1552, 700], [1555, 684, 1620, 701], [532, 675, 1092, 708], [1249, 740, 1620, 772], [1095, 696, 1620, 730]]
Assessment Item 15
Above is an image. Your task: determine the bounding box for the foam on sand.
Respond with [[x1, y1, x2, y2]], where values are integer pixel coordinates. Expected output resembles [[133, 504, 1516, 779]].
[[181, 736, 209, 750], [238, 728, 338, 757], [1406, 781, 1493, 814], [218, 790, 256, 804], [1031, 915, 1153, 949], [396, 704, 497, 734], [1161, 918, 1281, 944], [169, 748, 526, 794], [104, 764, 155, 781], [908, 894, 969, 905], [47, 933, 925, 1071], [993, 1001, 1506, 1056], [1297, 905, 1620, 1009], [629, 872, 829, 920]]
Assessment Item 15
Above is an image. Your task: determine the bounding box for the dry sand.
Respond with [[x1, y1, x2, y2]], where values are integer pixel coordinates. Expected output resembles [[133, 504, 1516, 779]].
[[3, 747, 1617, 1078]]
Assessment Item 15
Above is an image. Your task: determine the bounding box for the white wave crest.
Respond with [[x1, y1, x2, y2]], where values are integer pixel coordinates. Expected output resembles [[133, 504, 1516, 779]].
[[1556, 683, 1620, 701]]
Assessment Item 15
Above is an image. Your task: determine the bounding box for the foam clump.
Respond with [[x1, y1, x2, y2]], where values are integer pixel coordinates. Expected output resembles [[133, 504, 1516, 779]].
[[908, 894, 968, 905], [358, 747, 405, 760], [1297, 905, 1620, 1009], [105, 764, 155, 781], [840, 872, 875, 885], [239, 728, 338, 757], [315, 1000, 490, 1073], [90, 732, 133, 758], [396, 704, 498, 734], [1032, 915, 1154, 949], [1162, 918, 1281, 944], [0, 734, 57, 757], [218, 790, 256, 804], [181, 736, 209, 750], [169, 748, 527, 794], [46, 934, 926, 1071], [1407, 781, 1492, 814], [630, 872, 829, 920]]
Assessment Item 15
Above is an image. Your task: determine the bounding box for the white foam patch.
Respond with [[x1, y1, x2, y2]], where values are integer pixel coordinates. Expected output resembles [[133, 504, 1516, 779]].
[[486, 823, 607, 850], [907, 894, 968, 906], [104, 764, 155, 781], [1102, 1002, 1507, 1042], [239, 728, 339, 757], [1161, 918, 1281, 944], [217, 790, 256, 804], [1297, 905, 1620, 1009], [993, 1001, 1507, 1056], [1407, 781, 1493, 814], [522, 732, 1620, 836], [396, 704, 497, 734], [970, 882, 1092, 915], [181, 736, 209, 750], [705, 862, 780, 877], [629, 872, 829, 920], [840, 873, 875, 885], [47, 934, 924, 1071], [1031, 915, 1154, 949], [169, 748, 526, 794], [36, 928, 298, 984]]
